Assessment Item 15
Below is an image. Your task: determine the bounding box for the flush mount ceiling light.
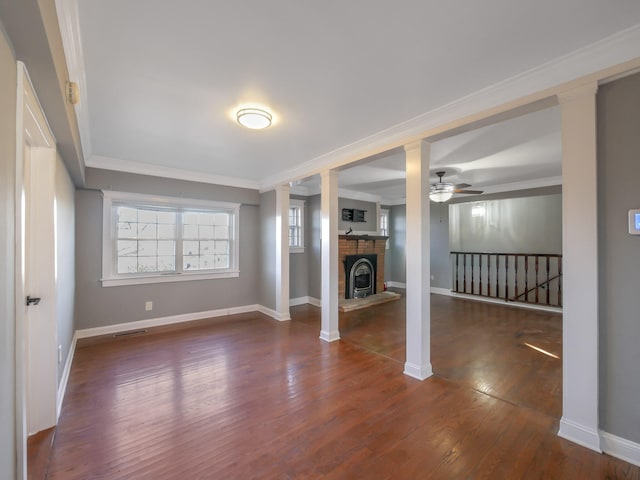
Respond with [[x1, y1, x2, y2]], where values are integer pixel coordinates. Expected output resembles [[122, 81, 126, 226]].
[[236, 108, 272, 130]]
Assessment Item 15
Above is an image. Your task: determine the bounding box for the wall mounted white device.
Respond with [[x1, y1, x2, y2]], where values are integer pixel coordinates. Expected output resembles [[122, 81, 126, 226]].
[[629, 209, 640, 235]]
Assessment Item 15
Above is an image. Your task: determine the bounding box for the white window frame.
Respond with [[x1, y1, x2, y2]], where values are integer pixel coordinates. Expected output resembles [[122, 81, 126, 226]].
[[289, 198, 305, 254], [379, 208, 390, 249], [101, 190, 240, 287]]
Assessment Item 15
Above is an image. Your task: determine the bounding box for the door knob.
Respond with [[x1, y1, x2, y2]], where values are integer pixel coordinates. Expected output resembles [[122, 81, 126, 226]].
[[26, 296, 41, 306]]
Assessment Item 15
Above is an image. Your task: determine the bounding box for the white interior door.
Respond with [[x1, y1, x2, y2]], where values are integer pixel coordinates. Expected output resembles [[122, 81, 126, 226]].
[[24, 145, 57, 435]]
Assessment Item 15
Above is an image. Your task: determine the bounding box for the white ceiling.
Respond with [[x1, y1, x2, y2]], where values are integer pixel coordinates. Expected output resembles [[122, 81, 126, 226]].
[[64, 1, 640, 197]]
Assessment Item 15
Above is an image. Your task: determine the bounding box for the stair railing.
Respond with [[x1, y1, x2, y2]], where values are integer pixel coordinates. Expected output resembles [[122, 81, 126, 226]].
[[450, 252, 563, 307]]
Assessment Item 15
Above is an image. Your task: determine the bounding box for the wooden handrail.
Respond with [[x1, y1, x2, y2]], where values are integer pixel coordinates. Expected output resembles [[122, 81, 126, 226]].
[[508, 274, 563, 302]]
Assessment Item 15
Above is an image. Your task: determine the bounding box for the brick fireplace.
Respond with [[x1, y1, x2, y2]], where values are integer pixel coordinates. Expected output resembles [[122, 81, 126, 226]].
[[338, 235, 387, 299]]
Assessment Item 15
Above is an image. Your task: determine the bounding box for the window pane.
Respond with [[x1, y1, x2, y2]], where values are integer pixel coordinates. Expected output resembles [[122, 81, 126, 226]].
[[213, 213, 228, 226], [118, 207, 137, 222], [138, 256, 157, 272], [199, 225, 215, 239], [117, 257, 137, 274], [214, 240, 228, 254], [157, 240, 174, 256], [200, 240, 214, 255], [138, 240, 157, 256], [117, 240, 137, 257], [138, 209, 157, 223], [200, 255, 215, 269], [183, 212, 198, 225], [183, 256, 199, 270], [138, 223, 157, 239], [158, 224, 176, 239], [183, 240, 199, 256], [198, 212, 215, 224], [157, 256, 175, 272], [214, 226, 229, 239], [157, 211, 175, 224], [118, 222, 137, 239], [183, 224, 198, 239], [214, 255, 229, 268]]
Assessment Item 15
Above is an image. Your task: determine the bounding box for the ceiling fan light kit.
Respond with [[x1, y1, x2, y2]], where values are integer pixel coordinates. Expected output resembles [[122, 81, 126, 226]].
[[429, 171, 483, 203]]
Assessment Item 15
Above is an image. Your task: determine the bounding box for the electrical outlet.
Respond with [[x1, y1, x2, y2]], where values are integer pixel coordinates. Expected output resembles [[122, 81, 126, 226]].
[[58, 345, 62, 364], [145, 301, 153, 311]]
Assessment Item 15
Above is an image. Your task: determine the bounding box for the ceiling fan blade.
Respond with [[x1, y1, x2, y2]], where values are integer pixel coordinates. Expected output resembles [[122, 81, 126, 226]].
[[454, 189, 484, 194], [454, 183, 471, 189]]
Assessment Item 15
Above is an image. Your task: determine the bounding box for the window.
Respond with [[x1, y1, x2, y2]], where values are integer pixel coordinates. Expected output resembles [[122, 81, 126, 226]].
[[379, 209, 390, 249], [289, 199, 305, 253], [102, 191, 239, 286]]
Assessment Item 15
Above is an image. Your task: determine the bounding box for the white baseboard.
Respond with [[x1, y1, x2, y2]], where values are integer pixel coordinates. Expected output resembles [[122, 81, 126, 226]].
[[449, 292, 562, 313], [289, 296, 321, 307], [601, 431, 640, 467], [558, 418, 602, 452], [56, 332, 77, 420], [76, 304, 262, 339], [430, 287, 451, 296], [386, 281, 406, 289], [307, 296, 321, 307], [256, 305, 291, 321]]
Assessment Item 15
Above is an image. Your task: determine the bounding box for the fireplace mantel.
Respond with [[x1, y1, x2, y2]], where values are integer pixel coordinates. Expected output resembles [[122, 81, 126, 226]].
[[339, 234, 388, 241]]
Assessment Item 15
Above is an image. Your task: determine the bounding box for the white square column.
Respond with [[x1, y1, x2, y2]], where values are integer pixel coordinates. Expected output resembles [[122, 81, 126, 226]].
[[557, 83, 601, 451], [275, 185, 291, 321], [404, 141, 433, 380], [320, 170, 340, 342]]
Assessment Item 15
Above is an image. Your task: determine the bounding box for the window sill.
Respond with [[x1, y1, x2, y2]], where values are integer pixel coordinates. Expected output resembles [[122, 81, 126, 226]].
[[290, 247, 305, 254], [101, 270, 240, 287]]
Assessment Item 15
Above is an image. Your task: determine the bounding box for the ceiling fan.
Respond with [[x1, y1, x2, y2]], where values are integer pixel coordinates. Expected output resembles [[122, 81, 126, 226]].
[[429, 171, 484, 203]]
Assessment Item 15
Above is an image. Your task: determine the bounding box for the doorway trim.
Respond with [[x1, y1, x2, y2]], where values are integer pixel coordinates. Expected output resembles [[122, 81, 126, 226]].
[[15, 61, 57, 480]]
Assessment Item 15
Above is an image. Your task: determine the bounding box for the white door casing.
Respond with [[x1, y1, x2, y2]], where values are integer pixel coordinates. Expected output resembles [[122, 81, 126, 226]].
[[15, 61, 57, 480]]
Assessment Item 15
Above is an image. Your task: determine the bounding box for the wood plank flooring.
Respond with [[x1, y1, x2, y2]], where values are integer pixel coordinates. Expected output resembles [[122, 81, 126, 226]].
[[42, 295, 638, 479]]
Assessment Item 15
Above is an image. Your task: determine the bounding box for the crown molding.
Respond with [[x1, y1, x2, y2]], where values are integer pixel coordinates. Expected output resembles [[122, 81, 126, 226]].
[[338, 188, 381, 204], [477, 176, 562, 195], [55, 0, 92, 160], [259, 25, 640, 191], [87, 155, 260, 190]]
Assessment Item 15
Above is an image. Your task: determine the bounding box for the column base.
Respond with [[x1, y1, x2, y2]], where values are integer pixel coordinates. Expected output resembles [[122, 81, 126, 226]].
[[319, 330, 340, 342], [403, 362, 433, 380]]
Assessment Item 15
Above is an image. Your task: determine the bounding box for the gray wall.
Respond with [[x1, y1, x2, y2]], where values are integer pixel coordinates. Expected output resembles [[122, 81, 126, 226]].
[[55, 154, 75, 385], [75, 168, 261, 329], [339, 198, 377, 232], [386, 203, 451, 288], [597, 72, 640, 443], [449, 194, 562, 254], [388, 204, 407, 284], [289, 195, 309, 299], [308, 194, 322, 299], [259, 190, 276, 310], [430, 202, 451, 289], [0, 19, 17, 480]]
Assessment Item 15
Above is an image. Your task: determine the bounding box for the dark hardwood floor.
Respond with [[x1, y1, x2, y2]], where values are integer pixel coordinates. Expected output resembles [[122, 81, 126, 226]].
[[40, 294, 637, 479]]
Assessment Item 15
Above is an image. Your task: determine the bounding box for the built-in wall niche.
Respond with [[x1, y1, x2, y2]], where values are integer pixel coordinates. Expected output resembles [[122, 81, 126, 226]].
[[341, 208, 366, 222]]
